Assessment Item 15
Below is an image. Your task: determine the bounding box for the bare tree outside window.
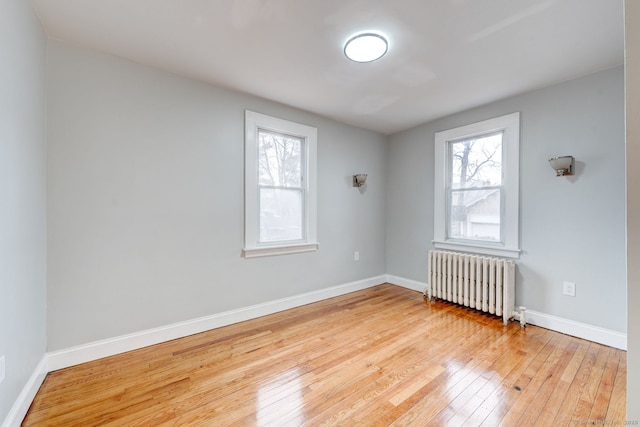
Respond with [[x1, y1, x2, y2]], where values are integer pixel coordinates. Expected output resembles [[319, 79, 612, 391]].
[[258, 130, 302, 187], [448, 132, 503, 242]]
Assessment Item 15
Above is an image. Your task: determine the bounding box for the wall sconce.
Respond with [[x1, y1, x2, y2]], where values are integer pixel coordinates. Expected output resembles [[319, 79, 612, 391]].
[[548, 156, 574, 176], [353, 174, 368, 187]]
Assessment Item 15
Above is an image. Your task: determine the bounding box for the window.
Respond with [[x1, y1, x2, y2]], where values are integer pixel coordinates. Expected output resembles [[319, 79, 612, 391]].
[[433, 112, 520, 258], [244, 110, 318, 258]]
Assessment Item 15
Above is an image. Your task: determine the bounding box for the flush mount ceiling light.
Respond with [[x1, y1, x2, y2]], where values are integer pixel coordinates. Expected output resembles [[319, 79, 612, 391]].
[[344, 32, 388, 63]]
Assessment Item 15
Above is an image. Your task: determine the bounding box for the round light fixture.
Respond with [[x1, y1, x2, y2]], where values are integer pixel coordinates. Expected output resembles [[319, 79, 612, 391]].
[[344, 32, 388, 63]]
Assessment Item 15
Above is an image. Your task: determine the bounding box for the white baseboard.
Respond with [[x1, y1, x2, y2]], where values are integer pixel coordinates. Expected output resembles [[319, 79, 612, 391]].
[[7, 274, 625, 426], [386, 275, 626, 350], [385, 274, 427, 293], [525, 309, 627, 350], [1, 357, 48, 427], [47, 275, 387, 371]]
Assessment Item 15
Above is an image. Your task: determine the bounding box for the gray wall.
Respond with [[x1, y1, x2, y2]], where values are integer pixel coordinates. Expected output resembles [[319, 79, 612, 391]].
[[627, 0, 640, 417], [0, 0, 47, 422], [1, 6, 633, 419], [387, 66, 626, 333], [46, 41, 388, 351]]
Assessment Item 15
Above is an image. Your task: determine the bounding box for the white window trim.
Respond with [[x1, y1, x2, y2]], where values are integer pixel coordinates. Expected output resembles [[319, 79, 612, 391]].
[[243, 110, 318, 258], [433, 112, 520, 258]]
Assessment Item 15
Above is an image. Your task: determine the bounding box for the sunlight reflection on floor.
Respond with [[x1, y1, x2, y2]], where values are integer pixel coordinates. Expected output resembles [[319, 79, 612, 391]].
[[257, 368, 304, 426], [442, 357, 509, 425]]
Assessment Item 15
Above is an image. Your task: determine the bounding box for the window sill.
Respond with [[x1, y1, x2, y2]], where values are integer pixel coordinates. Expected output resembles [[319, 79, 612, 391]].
[[243, 242, 319, 258], [432, 240, 520, 259]]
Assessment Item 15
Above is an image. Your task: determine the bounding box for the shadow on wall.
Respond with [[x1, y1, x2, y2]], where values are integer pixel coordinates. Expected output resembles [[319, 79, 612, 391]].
[[565, 160, 584, 184]]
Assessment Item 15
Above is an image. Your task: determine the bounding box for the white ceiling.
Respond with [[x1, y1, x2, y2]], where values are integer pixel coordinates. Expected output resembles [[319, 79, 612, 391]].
[[32, 0, 624, 135]]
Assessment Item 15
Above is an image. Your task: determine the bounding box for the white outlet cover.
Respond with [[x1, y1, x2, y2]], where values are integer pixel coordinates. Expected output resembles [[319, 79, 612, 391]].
[[563, 281, 576, 297]]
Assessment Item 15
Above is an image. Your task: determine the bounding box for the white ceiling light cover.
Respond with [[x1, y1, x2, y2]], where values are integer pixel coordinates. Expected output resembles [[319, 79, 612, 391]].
[[344, 32, 388, 63]]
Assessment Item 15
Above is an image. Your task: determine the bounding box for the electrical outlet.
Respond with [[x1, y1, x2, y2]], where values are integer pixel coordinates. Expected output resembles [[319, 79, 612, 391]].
[[563, 281, 576, 297], [354, 251, 360, 261], [0, 355, 5, 384]]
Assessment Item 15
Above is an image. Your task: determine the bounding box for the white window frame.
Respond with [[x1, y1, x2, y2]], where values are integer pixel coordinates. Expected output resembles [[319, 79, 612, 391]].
[[243, 110, 318, 258], [433, 112, 520, 258]]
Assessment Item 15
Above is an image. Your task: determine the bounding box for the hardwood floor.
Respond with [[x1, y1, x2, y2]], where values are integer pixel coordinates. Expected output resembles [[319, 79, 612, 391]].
[[23, 284, 626, 426]]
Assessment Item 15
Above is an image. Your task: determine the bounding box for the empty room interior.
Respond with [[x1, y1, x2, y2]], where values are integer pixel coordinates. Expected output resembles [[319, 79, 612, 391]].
[[3, 0, 640, 425]]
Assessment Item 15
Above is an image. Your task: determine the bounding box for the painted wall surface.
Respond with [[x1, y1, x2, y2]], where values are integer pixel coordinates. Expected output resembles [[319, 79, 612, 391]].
[[0, 0, 47, 422], [387, 66, 626, 333], [626, 0, 640, 418], [46, 41, 387, 351]]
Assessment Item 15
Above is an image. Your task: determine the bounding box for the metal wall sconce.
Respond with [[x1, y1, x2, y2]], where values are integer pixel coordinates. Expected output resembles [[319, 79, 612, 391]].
[[548, 156, 574, 176], [353, 174, 368, 187]]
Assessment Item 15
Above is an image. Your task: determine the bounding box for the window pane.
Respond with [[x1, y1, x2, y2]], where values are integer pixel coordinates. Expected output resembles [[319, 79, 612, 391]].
[[258, 130, 302, 187], [449, 189, 501, 242], [259, 188, 303, 242], [450, 132, 502, 189]]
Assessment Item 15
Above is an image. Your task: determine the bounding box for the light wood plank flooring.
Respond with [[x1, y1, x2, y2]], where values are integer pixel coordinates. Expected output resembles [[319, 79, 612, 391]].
[[23, 284, 626, 426]]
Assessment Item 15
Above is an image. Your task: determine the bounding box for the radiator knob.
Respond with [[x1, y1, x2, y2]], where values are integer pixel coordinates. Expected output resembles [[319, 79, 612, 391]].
[[518, 306, 527, 327]]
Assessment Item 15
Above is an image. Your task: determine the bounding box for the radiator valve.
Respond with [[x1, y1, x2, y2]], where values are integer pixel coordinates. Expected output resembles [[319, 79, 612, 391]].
[[515, 306, 527, 328]]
